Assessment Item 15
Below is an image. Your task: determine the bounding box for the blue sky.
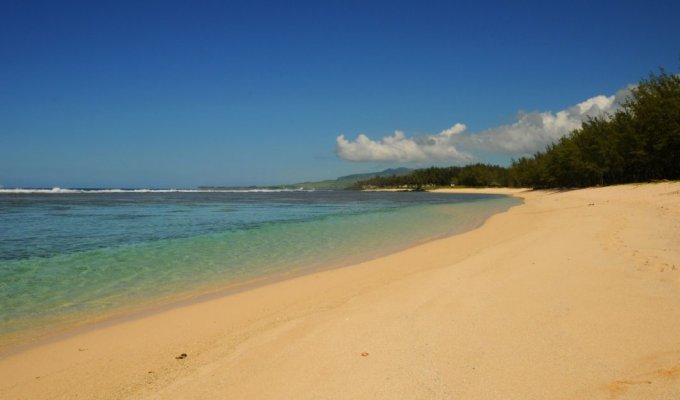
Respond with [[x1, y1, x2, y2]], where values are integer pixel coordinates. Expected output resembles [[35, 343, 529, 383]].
[[1, 0, 679, 188]]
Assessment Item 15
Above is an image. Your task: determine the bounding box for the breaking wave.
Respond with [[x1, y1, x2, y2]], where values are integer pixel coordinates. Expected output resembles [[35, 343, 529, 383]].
[[0, 187, 312, 194]]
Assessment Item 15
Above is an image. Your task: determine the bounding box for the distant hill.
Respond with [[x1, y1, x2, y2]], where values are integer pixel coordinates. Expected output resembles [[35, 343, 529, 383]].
[[290, 168, 413, 190], [197, 168, 414, 191]]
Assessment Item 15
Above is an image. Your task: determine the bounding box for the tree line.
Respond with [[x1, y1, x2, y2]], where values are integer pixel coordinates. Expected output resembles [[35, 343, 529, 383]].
[[354, 68, 679, 189], [352, 164, 515, 189]]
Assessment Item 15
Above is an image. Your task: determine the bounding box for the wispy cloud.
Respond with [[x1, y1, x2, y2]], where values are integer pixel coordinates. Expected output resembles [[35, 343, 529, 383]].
[[336, 86, 632, 163]]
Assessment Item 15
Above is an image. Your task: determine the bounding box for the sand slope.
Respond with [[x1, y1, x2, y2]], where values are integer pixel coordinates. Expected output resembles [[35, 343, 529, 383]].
[[1, 183, 679, 399]]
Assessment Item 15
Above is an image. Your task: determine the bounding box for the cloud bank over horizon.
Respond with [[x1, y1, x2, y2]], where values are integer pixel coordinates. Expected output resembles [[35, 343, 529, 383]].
[[336, 123, 472, 163], [336, 86, 633, 163]]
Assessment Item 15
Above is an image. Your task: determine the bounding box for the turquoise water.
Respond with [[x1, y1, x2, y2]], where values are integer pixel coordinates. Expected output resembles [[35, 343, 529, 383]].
[[0, 190, 519, 342]]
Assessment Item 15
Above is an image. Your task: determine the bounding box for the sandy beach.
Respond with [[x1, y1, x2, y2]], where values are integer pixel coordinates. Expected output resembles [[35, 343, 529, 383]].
[[1, 183, 679, 399]]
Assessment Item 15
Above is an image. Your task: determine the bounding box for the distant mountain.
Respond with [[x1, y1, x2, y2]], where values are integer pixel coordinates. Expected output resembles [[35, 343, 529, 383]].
[[291, 168, 413, 190], [334, 168, 413, 182], [198, 168, 414, 191]]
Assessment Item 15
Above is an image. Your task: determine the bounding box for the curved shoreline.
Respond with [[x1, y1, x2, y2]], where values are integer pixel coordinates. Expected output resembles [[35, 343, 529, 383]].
[[2, 184, 680, 399], [0, 192, 520, 356]]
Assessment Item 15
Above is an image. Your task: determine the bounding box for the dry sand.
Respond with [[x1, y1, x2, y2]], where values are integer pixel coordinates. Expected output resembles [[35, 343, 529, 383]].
[[1, 183, 680, 399]]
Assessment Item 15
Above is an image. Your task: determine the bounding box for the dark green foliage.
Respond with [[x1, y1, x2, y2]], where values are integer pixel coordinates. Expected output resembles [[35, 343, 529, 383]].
[[511, 68, 680, 188], [353, 164, 516, 189]]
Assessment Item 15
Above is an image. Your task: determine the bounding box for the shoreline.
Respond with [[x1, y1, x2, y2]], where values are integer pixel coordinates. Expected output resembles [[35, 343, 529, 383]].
[[0, 191, 520, 357], [2, 184, 680, 399]]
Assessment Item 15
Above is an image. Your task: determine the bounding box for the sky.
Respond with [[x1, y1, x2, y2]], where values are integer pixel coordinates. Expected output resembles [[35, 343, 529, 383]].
[[1, 0, 679, 188]]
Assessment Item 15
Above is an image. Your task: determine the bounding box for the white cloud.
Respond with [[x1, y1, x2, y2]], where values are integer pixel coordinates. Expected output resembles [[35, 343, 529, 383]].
[[463, 88, 631, 154], [335, 86, 632, 162], [336, 123, 472, 163]]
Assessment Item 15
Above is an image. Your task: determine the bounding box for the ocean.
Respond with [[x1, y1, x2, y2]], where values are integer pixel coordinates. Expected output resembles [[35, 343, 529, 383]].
[[0, 189, 520, 347]]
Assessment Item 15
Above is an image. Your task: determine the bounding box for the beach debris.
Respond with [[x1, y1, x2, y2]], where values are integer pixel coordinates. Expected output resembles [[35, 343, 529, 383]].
[[361, 352, 369, 357], [78, 348, 88, 352], [175, 353, 188, 360]]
